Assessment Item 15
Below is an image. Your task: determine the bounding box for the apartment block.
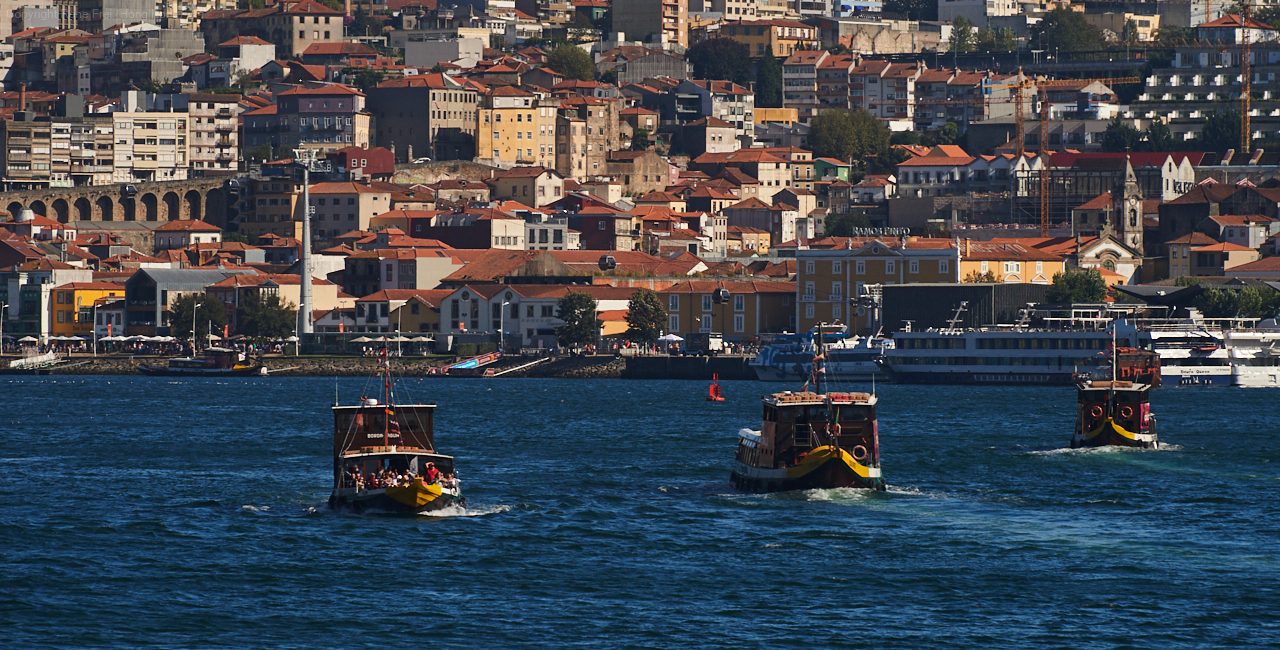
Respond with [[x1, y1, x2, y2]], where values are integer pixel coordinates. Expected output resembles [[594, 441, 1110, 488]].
[[366, 73, 479, 162], [476, 86, 556, 168], [187, 93, 240, 174], [614, 0, 687, 48]]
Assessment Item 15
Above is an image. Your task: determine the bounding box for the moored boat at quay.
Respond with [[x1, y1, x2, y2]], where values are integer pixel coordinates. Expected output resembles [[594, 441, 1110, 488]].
[[732, 326, 885, 493], [329, 347, 463, 514], [133, 347, 263, 377], [750, 325, 892, 382]]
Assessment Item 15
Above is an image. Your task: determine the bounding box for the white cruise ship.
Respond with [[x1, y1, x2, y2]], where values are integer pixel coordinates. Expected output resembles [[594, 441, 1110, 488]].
[[1142, 317, 1280, 387], [750, 327, 892, 382]]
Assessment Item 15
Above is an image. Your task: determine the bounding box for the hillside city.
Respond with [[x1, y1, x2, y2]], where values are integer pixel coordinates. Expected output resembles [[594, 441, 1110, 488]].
[[2, 0, 1280, 351]]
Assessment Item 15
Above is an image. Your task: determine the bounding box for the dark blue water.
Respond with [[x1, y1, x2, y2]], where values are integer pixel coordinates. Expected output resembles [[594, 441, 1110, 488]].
[[2, 376, 1279, 648]]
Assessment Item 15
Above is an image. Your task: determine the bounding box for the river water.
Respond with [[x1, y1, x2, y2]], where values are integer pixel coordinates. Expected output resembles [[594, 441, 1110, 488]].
[[2, 376, 1278, 648]]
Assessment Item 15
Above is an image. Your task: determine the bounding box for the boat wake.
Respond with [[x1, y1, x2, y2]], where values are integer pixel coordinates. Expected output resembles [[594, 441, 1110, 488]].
[[306, 503, 512, 518], [423, 503, 512, 518], [1027, 443, 1181, 456], [788, 487, 877, 503]]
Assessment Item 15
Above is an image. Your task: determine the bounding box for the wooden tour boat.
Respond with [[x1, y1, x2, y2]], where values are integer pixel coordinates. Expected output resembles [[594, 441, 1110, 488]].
[[731, 324, 886, 493], [1071, 379, 1158, 450], [329, 346, 463, 514], [134, 347, 263, 377]]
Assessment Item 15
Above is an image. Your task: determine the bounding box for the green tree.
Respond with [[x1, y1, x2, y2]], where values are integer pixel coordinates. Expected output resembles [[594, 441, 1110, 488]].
[[624, 288, 666, 343], [1034, 8, 1103, 57], [756, 48, 783, 108], [823, 212, 873, 237], [1153, 25, 1194, 46], [1197, 108, 1240, 152], [349, 11, 382, 38], [1195, 286, 1280, 319], [808, 109, 890, 163], [317, 0, 342, 11], [995, 27, 1017, 51], [868, 146, 910, 175], [223, 231, 250, 243], [964, 269, 999, 283], [351, 69, 385, 92], [246, 144, 274, 164], [1122, 19, 1140, 45], [951, 16, 976, 53], [631, 127, 650, 151], [890, 130, 921, 146], [236, 292, 297, 340], [546, 44, 595, 81], [555, 291, 602, 349], [1102, 117, 1142, 152], [1046, 269, 1107, 303], [938, 122, 960, 145], [1143, 120, 1175, 152], [169, 294, 228, 342], [598, 68, 617, 84], [685, 37, 752, 86], [882, 0, 936, 21]]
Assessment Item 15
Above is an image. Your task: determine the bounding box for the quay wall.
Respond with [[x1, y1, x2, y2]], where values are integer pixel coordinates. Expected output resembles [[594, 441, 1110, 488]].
[[23, 355, 754, 380]]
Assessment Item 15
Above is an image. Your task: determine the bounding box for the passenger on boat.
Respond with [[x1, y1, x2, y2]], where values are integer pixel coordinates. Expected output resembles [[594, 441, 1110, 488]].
[[441, 471, 459, 490]]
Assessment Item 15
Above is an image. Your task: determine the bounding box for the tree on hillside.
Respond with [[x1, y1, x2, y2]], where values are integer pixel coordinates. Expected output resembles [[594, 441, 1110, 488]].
[[555, 292, 602, 350], [890, 130, 921, 146], [950, 16, 976, 53], [1144, 120, 1175, 152], [1198, 108, 1240, 152], [1153, 25, 1194, 46], [631, 128, 651, 151], [624, 288, 666, 343], [1046, 269, 1107, 304], [823, 212, 873, 237], [974, 27, 1016, 52], [546, 44, 595, 81], [808, 109, 891, 163], [868, 146, 910, 175], [938, 122, 960, 145], [756, 48, 783, 108], [236, 292, 297, 340], [1195, 286, 1280, 319], [686, 37, 752, 86], [170, 294, 228, 343], [1102, 117, 1142, 152], [1034, 8, 1103, 56]]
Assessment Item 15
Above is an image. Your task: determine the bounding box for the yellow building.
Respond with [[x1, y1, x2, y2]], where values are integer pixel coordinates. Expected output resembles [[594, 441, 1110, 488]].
[[753, 107, 798, 125], [388, 290, 453, 334], [245, 177, 304, 240], [718, 19, 820, 58], [50, 282, 124, 338], [795, 238, 959, 331], [957, 239, 1066, 284], [659, 280, 796, 341], [477, 86, 557, 169]]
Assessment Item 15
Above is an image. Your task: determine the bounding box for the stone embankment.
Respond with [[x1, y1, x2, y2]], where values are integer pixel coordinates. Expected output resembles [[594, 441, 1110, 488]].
[[25, 354, 753, 380]]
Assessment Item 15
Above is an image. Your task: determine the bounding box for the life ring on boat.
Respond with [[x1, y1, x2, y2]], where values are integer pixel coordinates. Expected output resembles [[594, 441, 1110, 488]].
[[852, 445, 868, 461], [1120, 406, 1134, 419], [1089, 405, 1104, 418]]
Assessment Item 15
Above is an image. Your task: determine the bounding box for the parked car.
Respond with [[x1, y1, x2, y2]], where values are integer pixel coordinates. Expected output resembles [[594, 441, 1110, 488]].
[[412, 157, 432, 164]]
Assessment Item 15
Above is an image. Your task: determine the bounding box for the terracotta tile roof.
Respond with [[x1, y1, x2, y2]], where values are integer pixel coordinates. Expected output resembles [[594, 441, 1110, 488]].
[[1167, 232, 1219, 245], [658, 280, 795, 294], [155, 220, 221, 232], [277, 84, 363, 97], [1075, 193, 1114, 210], [1192, 242, 1256, 252], [1200, 14, 1276, 29]]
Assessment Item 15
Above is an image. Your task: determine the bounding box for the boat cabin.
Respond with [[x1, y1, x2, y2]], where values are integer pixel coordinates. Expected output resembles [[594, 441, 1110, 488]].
[[332, 400, 443, 486], [748, 391, 878, 469], [170, 347, 247, 370], [1077, 380, 1153, 436]]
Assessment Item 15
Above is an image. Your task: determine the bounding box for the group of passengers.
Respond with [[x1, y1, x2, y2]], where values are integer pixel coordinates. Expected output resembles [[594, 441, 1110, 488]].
[[342, 462, 459, 491]]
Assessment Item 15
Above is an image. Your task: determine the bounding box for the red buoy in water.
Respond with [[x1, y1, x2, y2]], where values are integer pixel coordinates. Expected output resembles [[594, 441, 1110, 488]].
[[707, 373, 725, 402]]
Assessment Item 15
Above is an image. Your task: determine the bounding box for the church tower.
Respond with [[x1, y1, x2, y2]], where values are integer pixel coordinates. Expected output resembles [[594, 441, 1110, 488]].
[[1110, 157, 1144, 254]]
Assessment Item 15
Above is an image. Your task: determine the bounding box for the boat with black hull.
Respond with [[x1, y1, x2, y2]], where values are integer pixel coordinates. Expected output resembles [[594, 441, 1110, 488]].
[[731, 325, 885, 493], [1071, 379, 1159, 449], [329, 347, 463, 514], [134, 347, 263, 377]]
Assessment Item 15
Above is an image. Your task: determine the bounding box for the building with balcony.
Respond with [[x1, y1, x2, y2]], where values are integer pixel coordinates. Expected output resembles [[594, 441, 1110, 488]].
[[0, 109, 114, 189], [187, 93, 240, 175], [614, 0, 687, 49], [714, 18, 819, 59], [112, 110, 190, 184], [200, 0, 344, 59]]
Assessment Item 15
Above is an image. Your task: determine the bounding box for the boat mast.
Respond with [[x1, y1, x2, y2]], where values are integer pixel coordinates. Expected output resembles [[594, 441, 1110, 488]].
[[382, 341, 391, 447]]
